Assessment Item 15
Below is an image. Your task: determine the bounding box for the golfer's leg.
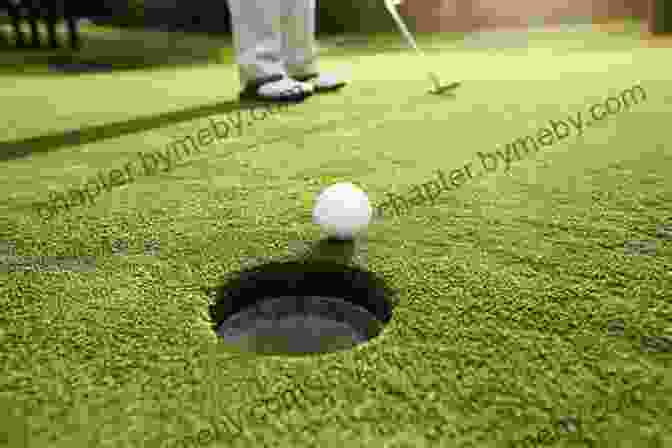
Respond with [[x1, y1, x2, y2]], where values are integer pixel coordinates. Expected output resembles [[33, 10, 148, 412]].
[[282, 0, 319, 78], [226, 0, 286, 90]]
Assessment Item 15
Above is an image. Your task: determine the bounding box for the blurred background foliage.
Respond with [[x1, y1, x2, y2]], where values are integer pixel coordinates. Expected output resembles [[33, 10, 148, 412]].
[[88, 0, 406, 36]]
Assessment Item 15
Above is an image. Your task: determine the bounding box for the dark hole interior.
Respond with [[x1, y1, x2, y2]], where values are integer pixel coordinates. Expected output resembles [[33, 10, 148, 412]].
[[207, 261, 395, 356]]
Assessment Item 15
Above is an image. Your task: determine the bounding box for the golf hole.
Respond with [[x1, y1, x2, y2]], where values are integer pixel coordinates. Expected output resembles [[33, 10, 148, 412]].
[[208, 261, 395, 356]]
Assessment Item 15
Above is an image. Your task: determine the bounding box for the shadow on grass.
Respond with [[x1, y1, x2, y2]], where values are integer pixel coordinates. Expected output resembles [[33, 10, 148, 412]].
[[0, 28, 459, 165], [0, 97, 273, 163]]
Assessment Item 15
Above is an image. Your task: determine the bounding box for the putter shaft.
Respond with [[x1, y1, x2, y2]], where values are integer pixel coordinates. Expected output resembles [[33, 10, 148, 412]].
[[384, 0, 449, 92]]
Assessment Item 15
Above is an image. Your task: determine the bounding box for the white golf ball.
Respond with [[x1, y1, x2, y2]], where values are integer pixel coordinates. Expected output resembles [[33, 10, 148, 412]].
[[313, 182, 372, 240]]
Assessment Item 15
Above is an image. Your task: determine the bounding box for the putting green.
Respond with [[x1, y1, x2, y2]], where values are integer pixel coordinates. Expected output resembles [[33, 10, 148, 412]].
[[1, 20, 670, 448]]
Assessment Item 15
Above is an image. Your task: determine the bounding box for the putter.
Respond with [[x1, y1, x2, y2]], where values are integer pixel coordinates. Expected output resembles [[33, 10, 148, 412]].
[[383, 0, 461, 94]]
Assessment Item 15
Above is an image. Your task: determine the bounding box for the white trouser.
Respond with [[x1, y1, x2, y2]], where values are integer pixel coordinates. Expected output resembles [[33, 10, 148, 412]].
[[226, 0, 320, 89]]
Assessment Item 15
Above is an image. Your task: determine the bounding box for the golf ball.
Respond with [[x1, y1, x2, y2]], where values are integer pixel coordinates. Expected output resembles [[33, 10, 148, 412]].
[[313, 182, 372, 240]]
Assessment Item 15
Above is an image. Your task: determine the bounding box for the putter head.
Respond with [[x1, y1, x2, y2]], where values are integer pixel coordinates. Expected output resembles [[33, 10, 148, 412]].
[[429, 81, 462, 95]]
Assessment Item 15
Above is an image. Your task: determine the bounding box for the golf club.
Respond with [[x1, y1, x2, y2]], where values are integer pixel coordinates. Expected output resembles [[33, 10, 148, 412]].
[[383, 0, 461, 94]]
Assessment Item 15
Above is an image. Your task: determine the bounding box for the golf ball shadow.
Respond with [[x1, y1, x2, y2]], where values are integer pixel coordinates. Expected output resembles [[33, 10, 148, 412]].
[[303, 237, 358, 265], [208, 260, 396, 357]]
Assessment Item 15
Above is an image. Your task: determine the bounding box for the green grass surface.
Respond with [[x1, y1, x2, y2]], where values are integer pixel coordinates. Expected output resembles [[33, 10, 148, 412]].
[[1, 19, 671, 448]]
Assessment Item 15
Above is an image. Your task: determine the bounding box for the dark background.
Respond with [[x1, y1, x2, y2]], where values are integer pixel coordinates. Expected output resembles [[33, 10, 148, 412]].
[[73, 0, 401, 36], [1, 0, 669, 39]]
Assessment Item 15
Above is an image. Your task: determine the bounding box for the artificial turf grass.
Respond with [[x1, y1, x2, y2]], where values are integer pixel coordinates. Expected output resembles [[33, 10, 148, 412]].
[[0, 28, 664, 440], [1, 20, 671, 448]]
